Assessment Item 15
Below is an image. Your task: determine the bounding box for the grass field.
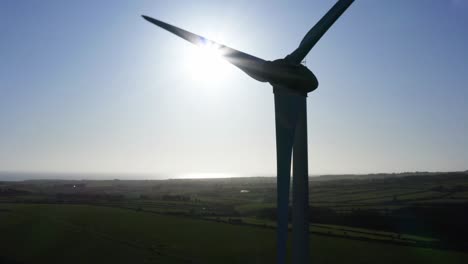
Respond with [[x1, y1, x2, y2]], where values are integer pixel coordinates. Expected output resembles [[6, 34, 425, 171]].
[[1, 203, 467, 264]]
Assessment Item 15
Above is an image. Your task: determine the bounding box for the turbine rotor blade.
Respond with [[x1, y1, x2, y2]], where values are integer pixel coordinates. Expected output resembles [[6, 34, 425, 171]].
[[142, 15, 269, 82], [292, 97, 309, 264], [273, 86, 304, 264], [286, 0, 354, 64]]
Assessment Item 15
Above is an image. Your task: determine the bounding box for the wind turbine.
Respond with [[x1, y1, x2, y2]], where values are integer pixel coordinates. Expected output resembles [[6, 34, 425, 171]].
[[143, 0, 354, 263]]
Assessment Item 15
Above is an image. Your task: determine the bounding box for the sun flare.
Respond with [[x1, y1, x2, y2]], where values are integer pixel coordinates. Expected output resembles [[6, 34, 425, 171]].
[[186, 41, 233, 83]]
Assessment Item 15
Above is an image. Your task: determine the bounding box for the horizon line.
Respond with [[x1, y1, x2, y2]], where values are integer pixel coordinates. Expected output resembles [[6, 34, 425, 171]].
[[1, 170, 467, 182]]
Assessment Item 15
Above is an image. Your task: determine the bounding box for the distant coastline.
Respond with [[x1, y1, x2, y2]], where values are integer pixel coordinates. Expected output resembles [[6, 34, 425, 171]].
[[1, 170, 467, 182]]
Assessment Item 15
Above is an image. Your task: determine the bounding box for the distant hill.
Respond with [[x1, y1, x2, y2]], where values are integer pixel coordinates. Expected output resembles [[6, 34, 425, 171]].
[[310, 171, 468, 182]]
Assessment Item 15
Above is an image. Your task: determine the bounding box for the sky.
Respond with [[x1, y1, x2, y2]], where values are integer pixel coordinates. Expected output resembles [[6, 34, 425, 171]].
[[1, 0, 467, 179]]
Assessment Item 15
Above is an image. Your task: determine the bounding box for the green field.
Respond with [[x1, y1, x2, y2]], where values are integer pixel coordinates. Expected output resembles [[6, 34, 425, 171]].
[[1, 203, 467, 264]]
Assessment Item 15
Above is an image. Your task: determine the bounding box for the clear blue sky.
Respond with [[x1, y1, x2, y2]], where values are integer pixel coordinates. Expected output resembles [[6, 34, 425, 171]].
[[1, 0, 467, 178]]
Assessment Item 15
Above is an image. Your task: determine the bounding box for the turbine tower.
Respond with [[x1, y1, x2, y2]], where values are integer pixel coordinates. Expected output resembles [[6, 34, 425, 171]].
[[143, 1, 354, 263]]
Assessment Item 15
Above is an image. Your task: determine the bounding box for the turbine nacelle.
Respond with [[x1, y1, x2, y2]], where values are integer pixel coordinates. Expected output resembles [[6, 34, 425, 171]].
[[266, 59, 318, 95]]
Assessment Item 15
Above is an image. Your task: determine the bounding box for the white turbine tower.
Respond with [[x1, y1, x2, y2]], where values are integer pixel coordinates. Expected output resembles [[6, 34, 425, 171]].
[[143, 1, 354, 263]]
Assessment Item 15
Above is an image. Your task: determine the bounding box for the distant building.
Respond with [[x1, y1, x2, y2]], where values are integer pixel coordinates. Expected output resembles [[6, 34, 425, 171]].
[[62, 183, 86, 189]]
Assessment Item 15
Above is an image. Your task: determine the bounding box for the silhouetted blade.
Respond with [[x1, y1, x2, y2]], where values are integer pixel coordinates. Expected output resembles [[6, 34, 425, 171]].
[[273, 87, 303, 264], [285, 0, 354, 64], [142, 15, 269, 82]]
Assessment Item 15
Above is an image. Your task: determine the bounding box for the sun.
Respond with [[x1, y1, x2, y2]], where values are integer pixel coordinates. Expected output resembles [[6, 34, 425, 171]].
[[185, 40, 233, 83]]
